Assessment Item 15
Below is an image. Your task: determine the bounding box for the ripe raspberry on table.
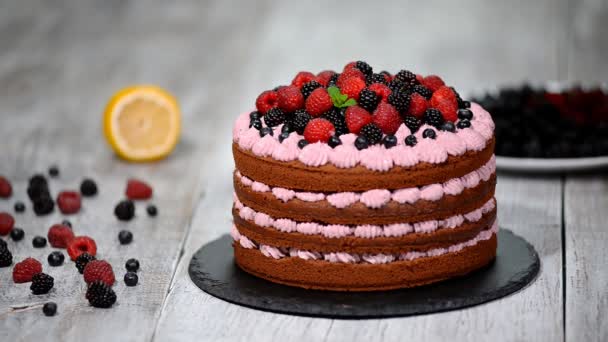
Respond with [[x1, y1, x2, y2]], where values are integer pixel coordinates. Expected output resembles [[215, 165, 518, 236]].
[[126, 179, 153, 200], [67, 236, 97, 260], [48, 223, 75, 248], [57, 191, 82, 214], [83, 260, 115, 286], [0, 212, 15, 235], [0, 176, 12, 198], [13, 257, 43, 283]]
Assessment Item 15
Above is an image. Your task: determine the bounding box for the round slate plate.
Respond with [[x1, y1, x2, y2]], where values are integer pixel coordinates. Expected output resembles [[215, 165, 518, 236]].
[[188, 229, 539, 319]]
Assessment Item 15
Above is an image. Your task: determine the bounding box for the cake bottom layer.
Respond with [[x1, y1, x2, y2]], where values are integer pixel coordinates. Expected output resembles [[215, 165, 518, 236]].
[[234, 230, 498, 292]]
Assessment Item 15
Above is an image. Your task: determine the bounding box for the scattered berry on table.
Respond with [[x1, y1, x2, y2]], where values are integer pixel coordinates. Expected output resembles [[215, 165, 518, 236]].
[[32, 236, 47, 248], [43, 302, 57, 316], [423, 128, 437, 139], [373, 102, 402, 134], [328, 136, 342, 148], [288, 109, 312, 135], [405, 134, 418, 147], [13, 257, 43, 283], [255, 90, 278, 114], [30, 273, 54, 294], [47, 251, 65, 267], [259, 127, 273, 137], [421, 75, 445, 92], [300, 81, 321, 99], [0, 176, 12, 198], [354, 136, 370, 150], [126, 179, 153, 200], [277, 85, 304, 113], [345, 106, 372, 135], [33, 197, 54, 216], [29, 174, 48, 188], [10, 228, 24, 241], [382, 135, 398, 148], [57, 191, 81, 214], [457, 109, 473, 120], [440, 121, 456, 132], [359, 123, 383, 145], [263, 107, 286, 127], [114, 200, 135, 221], [0, 212, 15, 236], [0, 238, 6, 249], [457, 119, 472, 129], [125, 258, 140, 272], [75, 252, 96, 274], [83, 260, 115, 286], [305, 88, 333, 117], [67, 236, 97, 261], [0, 247, 13, 267], [297, 139, 309, 149], [86, 281, 117, 308], [48, 166, 59, 177], [358, 88, 379, 112], [48, 224, 75, 248], [14, 201, 25, 213], [146, 205, 158, 217], [291, 71, 315, 89], [423, 108, 445, 128], [303, 118, 335, 143], [118, 230, 133, 245], [124, 272, 138, 287], [61, 220, 72, 228], [80, 179, 98, 197]]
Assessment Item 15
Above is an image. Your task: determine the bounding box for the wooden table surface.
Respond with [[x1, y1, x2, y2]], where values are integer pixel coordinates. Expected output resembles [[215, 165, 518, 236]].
[[0, 1, 606, 341]]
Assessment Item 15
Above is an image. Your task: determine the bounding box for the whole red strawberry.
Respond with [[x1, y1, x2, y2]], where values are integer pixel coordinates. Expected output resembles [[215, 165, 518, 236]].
[[337, 68, 365, 88], [409, 93, 429, 118], [345, 106, 373, 134], [340, 77, 366, 101], [13, 258, 42, 283], [305, 88, 333, 117], [315, 70, 336, 87], [0, 212, 15, 236], [255, 90, 278, 114], [373, 102, 402, 135], [303, 118, 335, 143], [431, 86, 458, 122], [368, 83, 392, 102], [291, 71, 315, 89], [57, 191, 81, 214], [48, 223, 75, 248], [277, 85, 304, 113], [126, 179, 153, 200], [422, 75, 445, 92], [83, 260, 115, 286], [67, 236, 97, 261], [0, 176, 12, 198]]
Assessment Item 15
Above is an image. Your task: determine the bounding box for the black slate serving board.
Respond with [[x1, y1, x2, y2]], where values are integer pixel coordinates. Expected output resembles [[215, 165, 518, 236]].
[[188, 229, 539, 319]]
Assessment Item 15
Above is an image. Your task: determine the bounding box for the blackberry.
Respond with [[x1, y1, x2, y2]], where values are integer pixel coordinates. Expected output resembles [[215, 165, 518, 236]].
[[358, 88, 379, 112], [0, 247, 12, 267], [264, 108, 286, 127], [278, 132, 290, 143], [423, 128, 437, 139], [301, 81, 321, 98], [29, 174, 48, 188], [32, 236, 47, 248], [366, 73, 388, 86], [413, 85, 432, 99], [30, 273, 54, 294], [124, 272, 139, 286], [75, 253, 96, 274], [382, 135, 398, 148], [405, 135, 418, 147], [86, 281, 117, 308], [48, 166, 59, 177], [14, 201, 25, 213], [440, 121, 456, 132], [43, 302, 57, 316], [33, 197, 54, 216], [298, 139, 309, 149], [289, 109, 312, 134], [249, 118, 262, 130], [27, 185, 49, 201], [125, 258, 140, 272], [118, 230, 133, 245], [80, 179, 98, 197], [114, 200, 135, 221], [48, 251, 65, 267], [146, 205, 158, 217], [388, 79, 405, 92], [457, 119, 472, 129], [360, 123, 383, 145], [321, 108, 348, 136], [403, 115, 421, 133], [394, 70, 418, 85], [259, 127, 273, 137], [354, 136, 369, 150], [327, 73, 339, 87], [10, 228, 24, 241], [423, 108, 445, 128], [457, 109, 473, 120], [355, 61, 373, 76], [388, 89, 411, 113], [0, 239, 6, 249], [328, 136, 342, 148]]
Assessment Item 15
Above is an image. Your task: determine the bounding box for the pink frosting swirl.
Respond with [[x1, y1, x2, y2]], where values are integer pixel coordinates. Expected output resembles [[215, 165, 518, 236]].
[[414, 220, 439, 233], [436, 131, 467, 156], [394, 125, 411, 144], [362, 254, 395, 264], [274, 218, 297, 232], [324, 252, 360, 263], [464, 208, 483, 222], [389, 146, 419, 167], [354, 225, 383, 238], [296, 222, 322, 235], [289, 249, 321, 260], [298, 142, 331, 166], [415, 138, 448, 164], [251, 181, 270, 192], [237, 128, 261, 150], [295, 192, 325, 202], [384, 223, 413, 237], [260, 245, 285, 259], [238, 206, 255, 220], [230, 224, 241, 241], [254, 212, 274, 227], [360, 189, 391, 208], [233, 113, 250, 141], [329, 144, 360, 168], [443, 178, 465, 196], [420, 184, 444, 201], [323, 224, 353, 238], [239, 235, 256, 249], [326, 192, 360, 208], [359, 146, 394, 171], [459, 128, 487, 151], [272, 187, 295, 202], [392, 188, 421, 204], [442, 215, 465, 228], [252, 135, 277, 157], [462, 171, 480, 188]]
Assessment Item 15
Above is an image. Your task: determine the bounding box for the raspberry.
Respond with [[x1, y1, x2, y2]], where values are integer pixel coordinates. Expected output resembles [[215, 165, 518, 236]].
[[409, 93, 429, 118], [300, 81, 321, 99], [13, 258, 42, 283], [75, 252, 96, 274], [303, 118, 335, 143], [403, 115, 422, 133], [291, 71, 315, 89], [56, 191, 81, 214], [305, 88, 333, 117], [48, 224, 75, 248], [277, 85, 304, 112], [430, 86, 458, 122], [360, 123, 383, 145], [368, 83, 392, 102], [0, 248, 13, 267], [86, 281, 117, 308], [415, 74, 424, 84], [373, 102, 402, 135], [126, 179, 153, 200], [339, 77, 366, 101], [67, 236, 97, 261], [345, 106, 373, 134], [30, 273, 54, 294], [288, 109, 312, 134], [83, 260, 115, 286], [354, 61, 372, 76], [0, 212, 15, 236], [255, 90, 278, 114], [358, 88, 379, 112], [0, 176, 12, 198], [387, 89, 411, 113], [321, 108, 349, 136], [264, 107, 286, 127], [423, 108, 445, 128], [342, 61, 357, 72], [315, 70, 336, 87], [421, 75, 445, 92], [337, 68, 365, 88], [380, 71, 393, 82]]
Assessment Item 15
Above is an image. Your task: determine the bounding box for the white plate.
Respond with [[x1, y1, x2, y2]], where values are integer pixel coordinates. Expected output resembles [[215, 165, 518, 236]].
[[496, 155, 608, 173]]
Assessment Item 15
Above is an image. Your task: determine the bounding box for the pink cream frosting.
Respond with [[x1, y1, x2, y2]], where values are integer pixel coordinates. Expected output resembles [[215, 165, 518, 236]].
[[233, 103, 494, 171]]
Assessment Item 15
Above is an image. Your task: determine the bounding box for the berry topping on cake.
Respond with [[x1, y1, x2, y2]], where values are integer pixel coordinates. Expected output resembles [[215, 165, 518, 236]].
[[321, 108, 349, 136], [277, 85, 305, 112], [289, 109, 312, 134], [345, 106, 373, 134], [423, 108, 445, 128], [408, 93, 429, 118], [457, 119, 472, 129], [301, 81, 322, 99], [354, 136, 369, 150], [278, 132, 290, 143], [305, 88, 333, 117], [382, 135, 398, 148], [366, 73, 388, 86], [358, 88, 380, 112], [328, 136, 342, 148], [297, 139, 309, 149], [315, 70, 336, 87], [259, 127, 273, 137], [255, 90, 278, 114], [264, 107, 286, 127], [354, 61, 373, 76], [368, 83, 391, 102], [430, 86, 458, 122], [440, 121, 456, 132], [360, 123, 383, 145], [405, 134, 418, 146], [387, 89, 411, 113], [403, 115, 422, 133], [423, 128, 437, 139], [303, 118, 335, 143], [337, 68, 365, 88], [339, 77, 366, 101], [413, 84, 432, 100], [373, 102, 402, 135], [458, 108, 473, 120], [421, 75, 445, 92], [394, 70, 418, 86], [291, 71, 316, 89]]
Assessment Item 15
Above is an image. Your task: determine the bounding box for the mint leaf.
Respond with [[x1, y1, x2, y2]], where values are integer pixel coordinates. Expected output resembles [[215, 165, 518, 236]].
[[342, 98, 357, 107], [327, 86, 341, 100], [327, 85, 357, 108]]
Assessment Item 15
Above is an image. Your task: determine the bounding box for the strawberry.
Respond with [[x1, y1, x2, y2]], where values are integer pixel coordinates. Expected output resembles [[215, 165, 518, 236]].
[[83, 260, 115, 286], [408, 93, 428, 118], [431, 86, 458, 122], [126, 179, 153, 200], [422, 75, 445, 92], [57, 191, 81, 214], [345, 106, 373, 134], [0, 176, 11, 198], [368, 83, 392, 102], [372, 102, 402, 134], [303, 118, 335, 143], [67, 236, 97, 261], [339, 77, 366, 101], [277, 85, 304, 112], [291, 71, 315, 89], [13, 258, 42, 283], [255, 90, 278, 114], [0, 212, 15, 236], [48, 224, 75, 248], [305, 88, 333, 117], [337, 68, 365, 88], [315, 70, 336, 87]]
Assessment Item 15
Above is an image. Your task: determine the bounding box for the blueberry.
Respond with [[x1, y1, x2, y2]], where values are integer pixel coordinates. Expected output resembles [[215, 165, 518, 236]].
[[125, 258, 140, 272], [259, 127, 273, 137], [114, 200, 135, 221], [461, 101, 471, 109], [354, 136, 369, 150], [146, 205, 157, 217], [80, 179, 98, 197], [297, 139, 309, 149], [457, 109, 473, 120], [249, 119, 262, 130], [422, 128, 437, 139], [61, 220, 72, 228], [457, 119, 471, 129], [249, 111, 260, 120], [281, 123, 292, 134], [118, 230, 133, 245], [124, 272, 138, 286], [42, 302, 57, 317], [47, 251, 65, 267], [10, 228, 24, 241], [382, 135, 397, 148], [14, 201, 25, 213], [48, 166, 59, 177], [278, 132, 290, 143], [32, 236, 47, 248], [440, 121, 456, 132], [405, 135, 417, 147], [328, 136, 342, 148]]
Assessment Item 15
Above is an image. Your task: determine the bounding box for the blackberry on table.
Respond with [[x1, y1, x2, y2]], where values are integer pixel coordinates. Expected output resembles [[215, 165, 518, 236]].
[[423, 108, 445, 128], [264, 108, 286, 127], [413, 85, 432, 99], [86, 281, 117, 308], [355, 61, 373, 76], [48, 251, 65, 267], [300, 81, 321, 99], [33, 197, 54, 216], [388, 89, 411, 113], [0, 247, 13, 267], [358, 88, 379, 112], [10, 228, 24, 241], [403, 115, 422, 133], [30, 273, 54, 295], [360, 123, 383, 145], [321, 108, 348, 136], [80, 179, 98, 197], [0, 238, 6, 249], [29, 174, 48, 188], [75, 253, 96, 274], [289, 109, 312, 135]]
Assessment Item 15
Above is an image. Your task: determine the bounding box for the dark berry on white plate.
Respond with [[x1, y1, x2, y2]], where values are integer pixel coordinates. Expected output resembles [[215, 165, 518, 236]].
[[405, 134, 417, 146], [146, 205, 157, 217], [30, 273, 54, 294], [118, 230, 133, 245], [124, 272, 138, 286], [43, 302, 57, 316], [48, 251, 65, 267], [423, 128, 437, 139], [80, 179, 98, 197], [382, 135, 398, 148], [14, 201, 25, 213], [48, 166, 59, 177], [125, 258, 140, 272], [10, 228, 24, 241], [32, 236, 47, 248], [86, 281, 116, 308], [114, 200, 135, 221], [0, 247, 12, 267]]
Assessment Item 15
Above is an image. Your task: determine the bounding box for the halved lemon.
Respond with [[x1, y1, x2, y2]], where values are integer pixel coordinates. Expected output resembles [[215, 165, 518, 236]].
[[103, 85, 181, 162]]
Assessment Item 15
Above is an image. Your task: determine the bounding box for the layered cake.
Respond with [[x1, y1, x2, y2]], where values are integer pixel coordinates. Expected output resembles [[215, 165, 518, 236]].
[[231, 62, 497, 291]]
